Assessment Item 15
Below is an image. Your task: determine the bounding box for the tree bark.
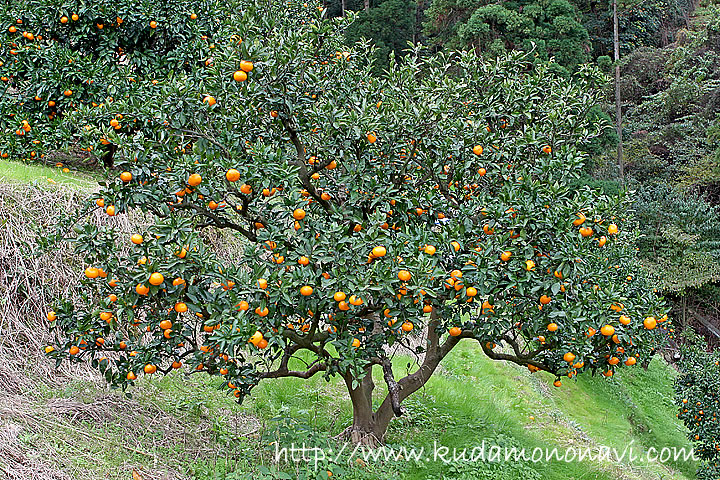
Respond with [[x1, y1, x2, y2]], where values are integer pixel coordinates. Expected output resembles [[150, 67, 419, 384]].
[[613, 0, 624, 184], [364, 0, 370, 12], [341, 0, 346, 16]]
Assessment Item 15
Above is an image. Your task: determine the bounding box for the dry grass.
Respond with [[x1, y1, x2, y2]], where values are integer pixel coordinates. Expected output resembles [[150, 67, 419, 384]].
[[0, 183, 259, 479]]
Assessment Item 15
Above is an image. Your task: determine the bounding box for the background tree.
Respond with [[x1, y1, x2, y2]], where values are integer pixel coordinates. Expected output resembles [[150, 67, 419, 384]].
[[36, 0, 668, 446]]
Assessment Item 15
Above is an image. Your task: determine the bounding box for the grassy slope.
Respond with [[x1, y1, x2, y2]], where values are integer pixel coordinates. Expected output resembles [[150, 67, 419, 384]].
[[21, 342, 695, 480], [0, 166, 696, 479], [0, 159, 97, 188]]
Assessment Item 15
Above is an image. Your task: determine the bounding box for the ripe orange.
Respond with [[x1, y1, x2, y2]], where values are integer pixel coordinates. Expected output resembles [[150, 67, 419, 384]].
[[257, 278, 268, 289], [188, 173, 202, 186], [473, 145, 483, 155], [338, 301, 350, 311], [136, 283, 149, 295], [159, 320, 172, 330], [624, 356, 637, 366], [47, 311, 57, 322], [63, 89, 72, 97], [352, 338, 361, 348], [553, 379, 562, 387], [293, 208, 306, 220], [258, 339, 268, 349], [298, 256, 310, 266], [240, 184, 252, 194], [99, 312, 112, 322], [607, 223, 618, 235], [466, 287, 478, 297], [572, 212, 586, 226], [423, 305, 433, 313], [619, 315, 631, 325], [500, 251, 512, 261], [174, 302, 188, 313], [203, 95, 216, 106], [120, 171, 132, 182], [579, 226, 593, 237], [149, 272, 164, 286], [349, 295, 363, 306], [539, 295, 551, 305], [525, 260, 535, 271], [563, 352, 576, 363], [226, 169, 240, 182], [255, 306, 269, 317], [424, 245, 436, 255], [105, 205, 116, 216], [600, 324, 615, 336], [643, 316, 657, 330], [149, 21, 157, 28], [547, 323, 558, 332], [249, 331, 263, 345], [372, 246, 387, 257], [240, 60, 254, 72], [398, 270, 411, 282], [85, 267, 99, 278], [401, 322, 413, 332], [542, 145, 552, 154], [144, 364, 157, 374], [300, 285, 313, 296], [233, 70, 248, 82], [60, 16, 68, 23], [598, 236, 607, 247], [131, 234, 143, 245], [449, 327, 462, 336], [333, 291, 346, 302], [366, 132, 377, 143], [127, 372, 136, 380]]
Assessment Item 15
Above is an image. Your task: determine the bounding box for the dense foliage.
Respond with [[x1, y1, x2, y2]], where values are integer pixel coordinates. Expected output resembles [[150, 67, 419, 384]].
[[676, 341, 720, 480], [20, 0, 668, 443], [0, 0, 227, 165]]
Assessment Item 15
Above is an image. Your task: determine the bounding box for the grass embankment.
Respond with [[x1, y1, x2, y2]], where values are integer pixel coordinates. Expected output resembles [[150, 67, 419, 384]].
[[0, 165, 696, 480]]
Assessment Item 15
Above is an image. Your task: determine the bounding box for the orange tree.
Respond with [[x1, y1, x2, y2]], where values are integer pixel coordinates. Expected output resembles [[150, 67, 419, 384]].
[[0, 0, 226, 165], [676, 342, 720, 479], [44, 0, 668, 444]]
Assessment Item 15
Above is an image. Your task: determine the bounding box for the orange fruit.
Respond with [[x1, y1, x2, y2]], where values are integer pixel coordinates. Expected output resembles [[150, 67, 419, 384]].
[[293, 208, 306, 220], [600, 324, 615, 336], [148, 272, 164, 286], [473, 145, 483, 155], [398, 270, 411, 282], [300, 285, 313, 296], [333, 291, 346, 302], [257, 278, 268, 289], [607, 223, 618, 235], [449, 327, 462, 337], [127, 372, 136, 380], [174, 302, 188, 313], [233, 70, 248, 82], [500, 251, 512, 261], [255, 306, 269, 317], [188, 173, 202, 186], [240, 184, 252, 194], [226, 169, 240, 182], [624, 356, 637, 366], [643, 316, 657, 330], [351, 338, 361, 348], [149, 20, 157, 28], [579, 226, 593, 237], [105, 205, 116, 216], [131, 234, 143, 245], [563, 352, 576, 363], [249, 331, 263, 346], [240, 60, 254, 72], [47, 311, 57, 322], [372, 246, 387, 257], [401, 322, 413, 332], [144, 364, 157, 374], [366, 132, 377, 143], [572, 212, 586, 226], [553, 379, 562, 387], [539, 295, 551, 305], [619, 315, 631, 325], [203, 95, 216, 106], [547, 323, 558, 332], [424, 245, 436, 255], [85, 267, 99, 278], [466, 287, 478, 297]]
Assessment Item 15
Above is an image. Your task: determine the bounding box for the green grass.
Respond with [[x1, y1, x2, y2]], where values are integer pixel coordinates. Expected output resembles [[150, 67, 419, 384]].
[[15, 341, 696, 480], [0, 159, 98, 187]]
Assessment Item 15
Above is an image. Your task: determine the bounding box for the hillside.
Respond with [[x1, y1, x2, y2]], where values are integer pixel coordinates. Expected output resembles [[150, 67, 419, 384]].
[[0, 170, 696, 480]]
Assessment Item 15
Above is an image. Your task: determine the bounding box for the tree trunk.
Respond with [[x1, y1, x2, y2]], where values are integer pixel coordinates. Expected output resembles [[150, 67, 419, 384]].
[[341, 0, 346, 16], [340, 314, 461, 445], [364, 0, 370, 12], [613, 0, 624, 184]]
